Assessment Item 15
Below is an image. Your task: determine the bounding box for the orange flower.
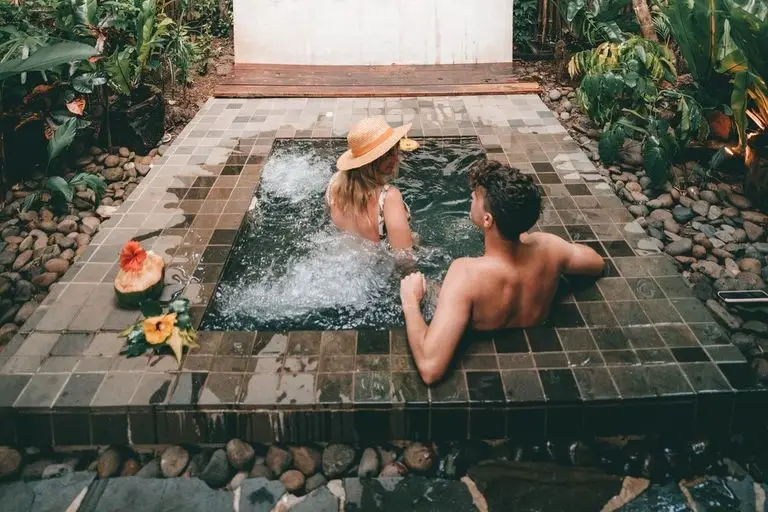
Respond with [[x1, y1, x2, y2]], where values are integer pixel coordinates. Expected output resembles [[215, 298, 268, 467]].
[[142, 313, 177, 344], [120, 241, 147, 272]]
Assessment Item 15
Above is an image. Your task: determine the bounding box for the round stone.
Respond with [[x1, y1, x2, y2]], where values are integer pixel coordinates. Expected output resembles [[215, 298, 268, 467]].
[[102, 167, 123, 182], [628, 205, 649, 218], [692, 200, 710, 217], [744, 221, 765, 242], [266, 446, 293, 476], [80, 217, 100, 235], [665, 238, 693, 256], [625, 182, 642, 193], [120, 458, 141, 477], [249, 463, 274, 479], [43, 258, 69, 275], [104, 154, 121, 167], [305, 473, 327, 492], [740, 258, 763, 274], [0, 446, 22, 479], [290, 446, 321, 476], [226, 439, 255, 471], [201, 449, 231, 489], [161, 445, 190, 478], [31, 272, 58, 289], [707, 206, 723, 220], [96, 448, 122, 478], [14, 301, 39, 325], [358, 448, 380, 478], [700, 190, 719, 204], [56, 219, 78, 235], [379, 461, 408, 477], [135, 459, 162, 478], [548, 89, 562, 101], [692, 245, 707, 259], [322, 444, 356, 479], [280, 469, 305, 493], [12, 250, 33, 271], [663, 218, 681, 234], [403, 443, 434, 472], [729, 193, 752, 209]]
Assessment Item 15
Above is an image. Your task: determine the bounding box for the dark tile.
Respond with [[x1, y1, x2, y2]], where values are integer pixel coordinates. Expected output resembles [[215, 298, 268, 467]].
[[566, 225, 597, 242], [718, 363, 758, 390], [316, 373, 353, 405], [470, 409, 506, 439], [540, 225, 570, 240], [507, 407, 546, 440], [526, 327, 561, 352], [357, 330, 389, 355], [624, 326, 665, 349], [501, 370, 545, 402], [534, 352, 568, 368], [635, 348, 675, 364], [537, 173, 562, 184], [546, 303, 585, 328], [603, 241, 635, 257], [52, 413, 91, 445], [627, 278, 665, 300], [609, 301, 651, 326], [557, 329, 596, 351], [90, 413, 128, 445], [573, 367, 619, 400], [645, 257, 680, 276], [690, 323, 730, 346], [656, 276, 695, 298], [609, 366, 655, 398], [579, 302, 618, 327], [592, 328, 630, 350], [209, 229, 238, 245], [211, 356, 249, 373], [50, 333, 92, 356], [565, 184, 591, 196], [602, 259, 621, 278], [354, 372, 392, 403], [54, 373, 105, 408], [681, 363, 732, 393], [252, 332, 288, 357], [319, 355, 355, 372], [391, 372, 429, 404], [18, 414, 52, 446], [218, 332, 256, 356], [132, 373, 174, 406], [645, 365, 694, 396], [603, 350, 639, 366], [466, 371, 505, 403], [430, 371, 468, 403], [558, 210, 587, 225], [706, 345, 746, 363], [640, 300, 684, 324], [539, 369, 581, 403], [390, 329, 409, 354], [657, 324, 700, 348], [193, 264, 223, 283], [287, 331, 322, 355], [168, 372, 208, 406], [431, 409, 468, 440], [579, 241, 607, 257], [672, 299, 715, 323], [192, 176, 217, 188], [15, 374, 69, 407], [0, 375, 31, 406], [532, 162, 555, 172], [356, 355, 390, 372], [461, 354, 499, 371], [614, 257, 650, 278], [320, 331, 357, 356], [571, 284, 604, 302], [200, 245, 230, 264], [498, 353, 535, 369], [550, 196, 577, 210]]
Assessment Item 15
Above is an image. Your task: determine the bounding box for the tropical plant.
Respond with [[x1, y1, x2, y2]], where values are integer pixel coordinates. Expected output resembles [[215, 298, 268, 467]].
[[22, 171, 106, 212], [556, 0, 632, 44], [164, 22, 198, 88], [514, 0, 539, 48]]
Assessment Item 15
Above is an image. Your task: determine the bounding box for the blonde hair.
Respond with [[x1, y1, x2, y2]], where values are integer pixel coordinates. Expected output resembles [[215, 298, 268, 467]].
[[326, 145, 398, 215]]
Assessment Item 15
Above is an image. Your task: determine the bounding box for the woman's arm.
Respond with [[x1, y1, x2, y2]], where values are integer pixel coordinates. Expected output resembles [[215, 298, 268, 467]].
[[383, 186, 413, 250]]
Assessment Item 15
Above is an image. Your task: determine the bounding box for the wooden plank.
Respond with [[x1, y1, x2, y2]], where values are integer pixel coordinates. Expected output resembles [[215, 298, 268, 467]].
[[213, 63, 539, 98]]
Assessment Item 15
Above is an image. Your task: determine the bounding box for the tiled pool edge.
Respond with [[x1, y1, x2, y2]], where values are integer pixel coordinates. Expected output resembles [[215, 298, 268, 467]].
[[1, 96, 766, 447]]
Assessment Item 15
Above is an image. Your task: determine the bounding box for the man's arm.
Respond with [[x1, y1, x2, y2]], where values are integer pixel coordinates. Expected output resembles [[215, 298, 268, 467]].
[[562, 240, 605, 276], [400, 262, 472, 385]]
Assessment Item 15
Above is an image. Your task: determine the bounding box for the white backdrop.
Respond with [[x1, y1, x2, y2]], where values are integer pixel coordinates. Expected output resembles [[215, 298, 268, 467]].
[[234, 0, 515, 65]]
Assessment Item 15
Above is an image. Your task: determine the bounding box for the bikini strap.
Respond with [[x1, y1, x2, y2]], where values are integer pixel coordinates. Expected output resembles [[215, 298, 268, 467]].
[[377, 185, 391, 239]]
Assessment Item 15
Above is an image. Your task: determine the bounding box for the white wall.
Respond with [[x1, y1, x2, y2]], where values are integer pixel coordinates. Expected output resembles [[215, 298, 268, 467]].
[[234, 0, 514, 65]]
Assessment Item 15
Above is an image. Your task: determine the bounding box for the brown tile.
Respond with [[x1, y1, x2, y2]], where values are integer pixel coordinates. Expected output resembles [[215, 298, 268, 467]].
[[91, 372, 142, 406]]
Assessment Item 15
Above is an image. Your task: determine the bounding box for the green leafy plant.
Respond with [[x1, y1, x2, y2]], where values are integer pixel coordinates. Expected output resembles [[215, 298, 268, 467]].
[[556, 0, 633, 44], [120, 298, 199, 362], [22, 171, 106, 212], [164, 22, 198, 87], [0, 41, 97, 81], [514, 0, 538, 48]]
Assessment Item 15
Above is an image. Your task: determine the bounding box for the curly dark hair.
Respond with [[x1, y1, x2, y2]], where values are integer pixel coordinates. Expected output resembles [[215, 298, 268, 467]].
[[468, 159, 542, 241]]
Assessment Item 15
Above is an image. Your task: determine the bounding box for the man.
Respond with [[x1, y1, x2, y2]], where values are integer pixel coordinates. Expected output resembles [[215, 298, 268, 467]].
[[400, 159, 605, 385]]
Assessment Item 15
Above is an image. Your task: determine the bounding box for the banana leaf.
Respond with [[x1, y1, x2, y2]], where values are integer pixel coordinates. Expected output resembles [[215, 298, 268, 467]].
[[663, 0, 726, 82], [725, 0, 768, 87], [0, 41, 97, 81]]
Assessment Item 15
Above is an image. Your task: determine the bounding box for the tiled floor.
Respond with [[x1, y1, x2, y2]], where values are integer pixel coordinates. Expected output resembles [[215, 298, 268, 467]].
[[0, 95, 764, 447]]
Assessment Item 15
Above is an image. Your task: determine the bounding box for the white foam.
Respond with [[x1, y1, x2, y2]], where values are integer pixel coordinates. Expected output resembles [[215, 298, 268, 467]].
[[259, 147, 333, 203]]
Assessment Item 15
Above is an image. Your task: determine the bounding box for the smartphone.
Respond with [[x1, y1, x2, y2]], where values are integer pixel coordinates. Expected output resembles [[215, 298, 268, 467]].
[[717, 290, 768, 303]]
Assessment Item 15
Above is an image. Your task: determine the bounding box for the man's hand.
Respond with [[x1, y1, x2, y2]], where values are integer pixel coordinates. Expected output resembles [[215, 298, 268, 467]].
[[400, 272, 426, 308]]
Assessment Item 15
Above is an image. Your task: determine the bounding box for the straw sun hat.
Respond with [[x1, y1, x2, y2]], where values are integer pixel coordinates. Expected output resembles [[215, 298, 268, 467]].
[[336, 117, 413, 171]]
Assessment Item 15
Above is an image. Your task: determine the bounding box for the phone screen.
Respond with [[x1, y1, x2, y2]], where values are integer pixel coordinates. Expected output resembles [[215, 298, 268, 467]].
[[720, 290, 768, 299]]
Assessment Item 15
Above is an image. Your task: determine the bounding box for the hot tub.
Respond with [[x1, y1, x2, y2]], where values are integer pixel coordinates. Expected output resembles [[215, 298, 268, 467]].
[[233, 0, 515, 65]]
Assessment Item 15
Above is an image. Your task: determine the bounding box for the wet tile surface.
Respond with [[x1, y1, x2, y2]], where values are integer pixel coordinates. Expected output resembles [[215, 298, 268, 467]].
[[2, 95, 759, 444]]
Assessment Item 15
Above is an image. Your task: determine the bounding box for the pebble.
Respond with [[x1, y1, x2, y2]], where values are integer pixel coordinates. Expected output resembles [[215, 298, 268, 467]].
[[722, 207, 740, 218], [712, 248, 735, 260], [305, 473, 327, 492], [663, 217, 681, 234], [725, 258, 740, 276], [228, 471, 248, 491], [161, 445, 190, 478], [266, 445, 293, 476], [291, 446, 321, 476], [43, 258, 69, 275], [729, 193, 752, 209], [732, 228, 747, 243], [31, 272, 57, 289], [649, 209, 673, 221], [647, 194, 674, 209], [743, 221, 765, 241], [322, 444, 356, 479], [692, 245, 707, 259], [665, 238, 693, 256], [692, 200, 710, 217], [104, 154, 121, 167], [707, 205, 723, 220], [135, 459, 162, 479], [250, 463, 274, 479], [358, 448, 380, 478], [12, 250, 33, 271], [280, 469, 306, 493], [706, 299, 743, 330], [226, 439, 255, 471], [379, 461, 408, 477], [96, 448, 122, 478], [200, 449, 231, 489], [693, 233, 712, 249], [549, 89, 562, 101], [404, 443, 434, 472], [715, 230, 734, 243], [692, 261, 724, 279], [0, 446, 22, 479], [56, 219, 78, 234], [120, 458, 141, 477], [628, 205, 649, 218], [742, 211, 768, 224]]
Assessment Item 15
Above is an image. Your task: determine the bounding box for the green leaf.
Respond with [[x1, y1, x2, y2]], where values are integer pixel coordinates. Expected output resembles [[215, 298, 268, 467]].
[[642, 136, 670, 187], [71, 72, 107, 93], [47, 117, 83, 169], [175, 313, 191, 330], [46, 176, 73, 203], [71, 0, 99, 26], [140, 300, 163, 318], [598, 122, 626, 163], [105, 48, 135, 95], [731, 70, 749, 148], [0, 41, 97, 81], [168, 298, 190, 314], [21, 192, 42, 212], [69, 172, 107, 204]]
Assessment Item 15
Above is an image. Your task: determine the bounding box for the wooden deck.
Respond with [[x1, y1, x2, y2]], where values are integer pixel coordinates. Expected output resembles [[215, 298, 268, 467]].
[[214, 63, 541, 98]]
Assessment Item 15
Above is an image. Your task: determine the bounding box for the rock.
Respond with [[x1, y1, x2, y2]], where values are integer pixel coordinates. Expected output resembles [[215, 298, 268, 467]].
[[56, 219, 78, 235], [628, 205, 649, 218], [404, 443, 434, 472], [60, 249, 75, 261], [715, 230, 734, 244], [200, 449, 231, 489], [706, 299, 743, 330], [708, 205, 723, 220], [743, 221, 764, 242], [267, 446, 293, 476], [80, 216, 101, 235], [744, 320, 768, 335], [647, 194, 674, 209], [358, 448, 380, 478], [725, 258, 740, 276], [729, 193, 752, 209], [161, 445, 190, 478], [737, 272, 765, 290], [250, 463, 274, 479], [663, 217, 681, 234], [692, 260, 724, 279], [102, 167, 123, 182], [41, 462, 76, 479], [666, 238, 693, 256], [712, 248, 735, 260], [280, 469, 305, 493], [31, 272, 57, 289], [104, 154, 121, 167], [135, 459, 162, 478], [228, 471, 248, 491], [120, 458, 141, 477], [0, 446, 22, 479], [379, 462, 408, 477], [43, 258, 69, 275], [637, 238, 664, 253], [560, 99, 573, 112], [692, 245, 707, 259], [14, 300, 39, 325], [216, 62, 233, 76], [136, 163, 151, 176], [625, 181, 642, 193], [118, 147, 130, 158], [670, 206, 694, 224], [732, 229, 747, 243], [14, 280, 34, 302], [185, 452, 208, 478], [649, 209, 673, 221], [548, 89, 562, 101], [305, 473, 327, 492], [75, 233, 90, 247], [291, 446, 321, 476], [693, 233, 712, 249], [13, 250, 33, 271], [739, 258, 762, 274], [226, 439, 255, 471], [97, 448, 122, 478], [0, 250, 16, 267], [560, 111, 571, 121], [322, 445, 356, 479], [52, 232, 75, 249], [692, 200, 710, 217], [742, 211, 768, 225]]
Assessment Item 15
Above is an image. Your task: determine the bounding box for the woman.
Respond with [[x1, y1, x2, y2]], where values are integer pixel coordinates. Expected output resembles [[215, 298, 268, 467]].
[[326, 117, 414, 250]]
